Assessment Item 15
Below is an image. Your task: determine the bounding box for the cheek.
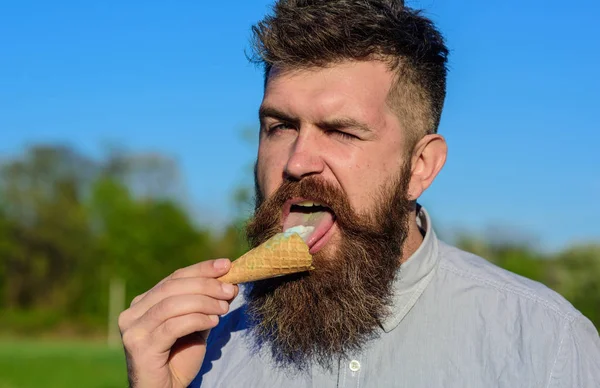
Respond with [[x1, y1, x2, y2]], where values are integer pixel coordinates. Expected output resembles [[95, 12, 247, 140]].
[[256, 146, 287, 197], [336, 155, 400, 211]]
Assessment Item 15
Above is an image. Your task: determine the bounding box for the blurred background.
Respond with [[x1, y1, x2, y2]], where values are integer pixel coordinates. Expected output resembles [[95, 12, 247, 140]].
[[1, 0, 598, 386]]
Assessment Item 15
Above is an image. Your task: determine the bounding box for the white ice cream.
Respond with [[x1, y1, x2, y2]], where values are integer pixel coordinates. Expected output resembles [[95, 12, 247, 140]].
[[283, 225, 315, 242]]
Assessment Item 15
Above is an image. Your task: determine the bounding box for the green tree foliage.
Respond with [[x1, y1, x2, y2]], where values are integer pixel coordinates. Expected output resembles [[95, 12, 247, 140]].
[[0, 144, 246, 335], [553, 245, 600, 326]]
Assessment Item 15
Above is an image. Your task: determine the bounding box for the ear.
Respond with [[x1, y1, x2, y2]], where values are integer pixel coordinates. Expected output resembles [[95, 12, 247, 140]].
[[407, 134, 447, 200]]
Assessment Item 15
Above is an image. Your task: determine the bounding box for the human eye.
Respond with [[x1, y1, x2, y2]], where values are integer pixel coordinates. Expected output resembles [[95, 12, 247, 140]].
[[328, 130, 359, 140], [266, 122, 295, 135]]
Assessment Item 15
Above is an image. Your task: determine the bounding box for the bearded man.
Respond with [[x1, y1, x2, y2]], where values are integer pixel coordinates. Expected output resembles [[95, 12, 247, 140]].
[[118, 1, 600, 387]]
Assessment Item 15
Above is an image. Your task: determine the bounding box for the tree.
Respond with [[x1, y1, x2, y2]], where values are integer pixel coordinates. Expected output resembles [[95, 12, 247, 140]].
[[553, 244, 600, 327]]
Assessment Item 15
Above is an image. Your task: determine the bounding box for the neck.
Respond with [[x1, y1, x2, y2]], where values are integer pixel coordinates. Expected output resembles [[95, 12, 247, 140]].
[[400, 209, 425, 264]]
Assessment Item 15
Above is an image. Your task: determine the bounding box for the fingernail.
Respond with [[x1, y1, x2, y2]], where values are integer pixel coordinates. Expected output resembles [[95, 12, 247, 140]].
[[209, 315, 219, 323], [222, 282, 235, 296], [214, 258, 229, 270]]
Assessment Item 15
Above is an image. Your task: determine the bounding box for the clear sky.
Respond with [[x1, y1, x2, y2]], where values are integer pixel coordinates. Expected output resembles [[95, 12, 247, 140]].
[[1, 0, 598, 252]]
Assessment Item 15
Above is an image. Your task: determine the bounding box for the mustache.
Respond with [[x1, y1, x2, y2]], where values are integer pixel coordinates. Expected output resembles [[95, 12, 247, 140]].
[[256, 176, 351, 213], [247, 175, 360, 247]]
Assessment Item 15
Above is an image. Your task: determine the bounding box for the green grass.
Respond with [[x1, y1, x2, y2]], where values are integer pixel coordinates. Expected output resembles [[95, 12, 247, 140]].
[[0, 338, 128, 388]]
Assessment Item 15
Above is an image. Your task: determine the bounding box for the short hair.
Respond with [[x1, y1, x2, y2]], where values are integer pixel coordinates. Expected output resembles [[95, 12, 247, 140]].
[[249, 0, 449, 149]]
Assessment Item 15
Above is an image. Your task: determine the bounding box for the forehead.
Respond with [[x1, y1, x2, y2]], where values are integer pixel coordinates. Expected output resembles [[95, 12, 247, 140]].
[[262, 61, 396, 123]]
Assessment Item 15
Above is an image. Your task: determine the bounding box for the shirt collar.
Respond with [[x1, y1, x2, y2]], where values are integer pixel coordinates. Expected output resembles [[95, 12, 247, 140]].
[[381, 204, 440, 333]]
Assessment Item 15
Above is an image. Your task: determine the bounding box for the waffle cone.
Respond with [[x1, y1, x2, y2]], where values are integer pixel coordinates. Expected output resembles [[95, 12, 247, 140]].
[[217, 232, 314, 284]]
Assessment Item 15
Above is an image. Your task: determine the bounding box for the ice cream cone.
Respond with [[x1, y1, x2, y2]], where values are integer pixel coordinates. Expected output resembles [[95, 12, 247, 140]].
[[217, 232, 314, 284]]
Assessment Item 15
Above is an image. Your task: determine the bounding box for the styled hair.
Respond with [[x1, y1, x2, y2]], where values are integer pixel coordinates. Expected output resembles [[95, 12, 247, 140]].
[[249, 0, 449, 146]]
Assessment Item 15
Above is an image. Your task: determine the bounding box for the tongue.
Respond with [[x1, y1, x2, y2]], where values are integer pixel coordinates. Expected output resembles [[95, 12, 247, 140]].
[[283, 210, 334, 249]]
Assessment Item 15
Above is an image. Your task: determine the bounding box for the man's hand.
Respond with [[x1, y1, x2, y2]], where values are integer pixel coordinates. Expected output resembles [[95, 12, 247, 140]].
[[118, 258, 238, 388]]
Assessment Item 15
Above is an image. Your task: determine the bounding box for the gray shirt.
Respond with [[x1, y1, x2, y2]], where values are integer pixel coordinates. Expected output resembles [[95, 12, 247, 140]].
[[192, 207, 600, 387]]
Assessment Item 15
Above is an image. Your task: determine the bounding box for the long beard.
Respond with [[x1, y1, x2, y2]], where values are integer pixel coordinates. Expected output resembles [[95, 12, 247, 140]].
[[243, 163, 413, 371]]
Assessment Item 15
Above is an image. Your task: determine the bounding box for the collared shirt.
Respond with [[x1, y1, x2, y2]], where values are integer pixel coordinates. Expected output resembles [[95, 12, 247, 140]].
[[191, 206, 600, 387]]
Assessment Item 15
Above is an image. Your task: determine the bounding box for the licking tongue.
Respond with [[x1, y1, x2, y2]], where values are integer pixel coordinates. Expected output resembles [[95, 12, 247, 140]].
[[283, 209, 335, 249]]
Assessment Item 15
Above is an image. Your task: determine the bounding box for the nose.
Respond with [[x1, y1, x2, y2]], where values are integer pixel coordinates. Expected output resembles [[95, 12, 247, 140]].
[[284, 131, 325, 180]]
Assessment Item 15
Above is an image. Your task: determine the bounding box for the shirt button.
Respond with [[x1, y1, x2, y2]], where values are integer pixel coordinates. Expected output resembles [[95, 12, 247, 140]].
[[349, 360, 361, 372]]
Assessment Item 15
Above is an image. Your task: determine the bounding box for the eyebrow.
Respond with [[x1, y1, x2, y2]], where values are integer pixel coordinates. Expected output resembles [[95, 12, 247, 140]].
[[259, 105, 373, 135], [258, 106, 300, 127]]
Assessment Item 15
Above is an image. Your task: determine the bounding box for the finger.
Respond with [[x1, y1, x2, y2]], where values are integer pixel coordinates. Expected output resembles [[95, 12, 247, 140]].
[[150, 313, 219, 353], [169, 259, 232, 281], [129, 259, 232, 308], [137, 294, 230, 333], [228, 285, 240, 303], [127, 277, 236, 322]]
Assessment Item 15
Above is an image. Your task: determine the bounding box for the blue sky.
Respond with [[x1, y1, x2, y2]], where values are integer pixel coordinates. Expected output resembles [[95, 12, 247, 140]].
[[1, 0, 598, 252]]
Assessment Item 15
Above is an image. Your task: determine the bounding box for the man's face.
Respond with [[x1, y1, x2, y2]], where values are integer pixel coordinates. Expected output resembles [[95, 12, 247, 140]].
[[243, 60, 416, 370], [255, 60, 411, 253]]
